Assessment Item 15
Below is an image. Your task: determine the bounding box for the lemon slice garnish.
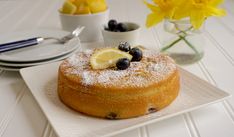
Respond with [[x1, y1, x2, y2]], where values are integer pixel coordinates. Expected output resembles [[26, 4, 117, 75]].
[[60, 0, 77, 14], [90, 48, 132, 70]]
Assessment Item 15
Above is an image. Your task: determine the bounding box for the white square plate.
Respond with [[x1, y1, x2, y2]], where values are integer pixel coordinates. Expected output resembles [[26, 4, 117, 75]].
[[20, 62, 230, 137]]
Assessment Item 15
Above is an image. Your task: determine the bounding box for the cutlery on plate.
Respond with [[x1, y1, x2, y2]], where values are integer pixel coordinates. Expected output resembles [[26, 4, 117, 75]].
[[0, 26, 85, 53]]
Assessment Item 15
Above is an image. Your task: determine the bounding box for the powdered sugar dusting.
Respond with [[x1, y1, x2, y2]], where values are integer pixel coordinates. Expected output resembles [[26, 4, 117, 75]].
[[60, 49, 177, 88], [81, 71, 94, 86]]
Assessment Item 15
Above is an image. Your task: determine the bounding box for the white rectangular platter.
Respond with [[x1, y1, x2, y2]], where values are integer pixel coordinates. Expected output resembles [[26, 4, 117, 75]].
[[20, 62, 230, 137]]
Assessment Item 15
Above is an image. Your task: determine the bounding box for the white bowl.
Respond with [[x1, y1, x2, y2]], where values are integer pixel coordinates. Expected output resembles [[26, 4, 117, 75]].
[[102, 22, 140, 47], [59, 9, 109, 42]]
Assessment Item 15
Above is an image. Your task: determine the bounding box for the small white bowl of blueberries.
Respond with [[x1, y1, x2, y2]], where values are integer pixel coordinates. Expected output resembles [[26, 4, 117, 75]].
[[102, 19, 140, 47]]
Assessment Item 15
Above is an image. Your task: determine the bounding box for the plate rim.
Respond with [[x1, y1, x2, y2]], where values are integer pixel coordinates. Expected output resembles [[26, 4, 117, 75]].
[[0, 46, 80, 67], [0, 48, 80, 71]]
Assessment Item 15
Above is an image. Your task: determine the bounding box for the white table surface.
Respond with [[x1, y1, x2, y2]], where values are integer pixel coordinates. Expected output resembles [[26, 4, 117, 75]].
[[0, 0, 234, 137]]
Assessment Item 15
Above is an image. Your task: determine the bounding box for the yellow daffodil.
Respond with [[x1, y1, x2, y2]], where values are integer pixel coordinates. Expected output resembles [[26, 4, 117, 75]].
[[174, 0, 226, 29], [144, 0, 179, 28], [144, 0, 226, 29]]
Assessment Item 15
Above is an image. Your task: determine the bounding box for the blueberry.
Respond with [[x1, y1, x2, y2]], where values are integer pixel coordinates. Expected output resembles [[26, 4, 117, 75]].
[[129, 47, 143, 61], [113, 29, 120, 32], [106, 112, 117, 120], [104, 26, 110, 31], [108, 19, 118, 31], [118, 42, 131, 52], [117, 23, 128, 32], [148, 108, 157, 113], [116, 58, 130, 70]]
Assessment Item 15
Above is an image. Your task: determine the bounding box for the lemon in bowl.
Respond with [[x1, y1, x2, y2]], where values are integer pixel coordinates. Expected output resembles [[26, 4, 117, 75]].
[[59, 0, 109, 42]]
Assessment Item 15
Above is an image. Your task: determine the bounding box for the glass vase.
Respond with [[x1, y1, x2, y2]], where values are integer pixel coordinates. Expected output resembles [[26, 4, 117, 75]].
[[160, 19, 205, 65]]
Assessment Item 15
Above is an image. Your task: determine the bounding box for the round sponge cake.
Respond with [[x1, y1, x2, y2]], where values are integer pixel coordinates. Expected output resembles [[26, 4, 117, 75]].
[[58, 49, 180, 119]]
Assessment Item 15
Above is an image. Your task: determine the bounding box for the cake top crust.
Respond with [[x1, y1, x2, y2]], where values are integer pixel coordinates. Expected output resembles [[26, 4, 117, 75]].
[[59, 49, 177, 89]]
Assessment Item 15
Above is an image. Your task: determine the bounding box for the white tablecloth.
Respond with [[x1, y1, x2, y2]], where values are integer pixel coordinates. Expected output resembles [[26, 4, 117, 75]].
[[0, 0, 234, 137]]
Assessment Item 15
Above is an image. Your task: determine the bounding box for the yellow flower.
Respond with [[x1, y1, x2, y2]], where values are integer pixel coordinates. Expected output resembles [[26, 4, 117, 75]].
[[144, 0, 226, 29], [144, 0, 179, 28], [174, 0, 226, 29]]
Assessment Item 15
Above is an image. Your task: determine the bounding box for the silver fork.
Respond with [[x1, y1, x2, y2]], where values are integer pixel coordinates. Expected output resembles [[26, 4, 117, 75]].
[[42, 26, 85, 44], [0, 26, 85, 53]]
